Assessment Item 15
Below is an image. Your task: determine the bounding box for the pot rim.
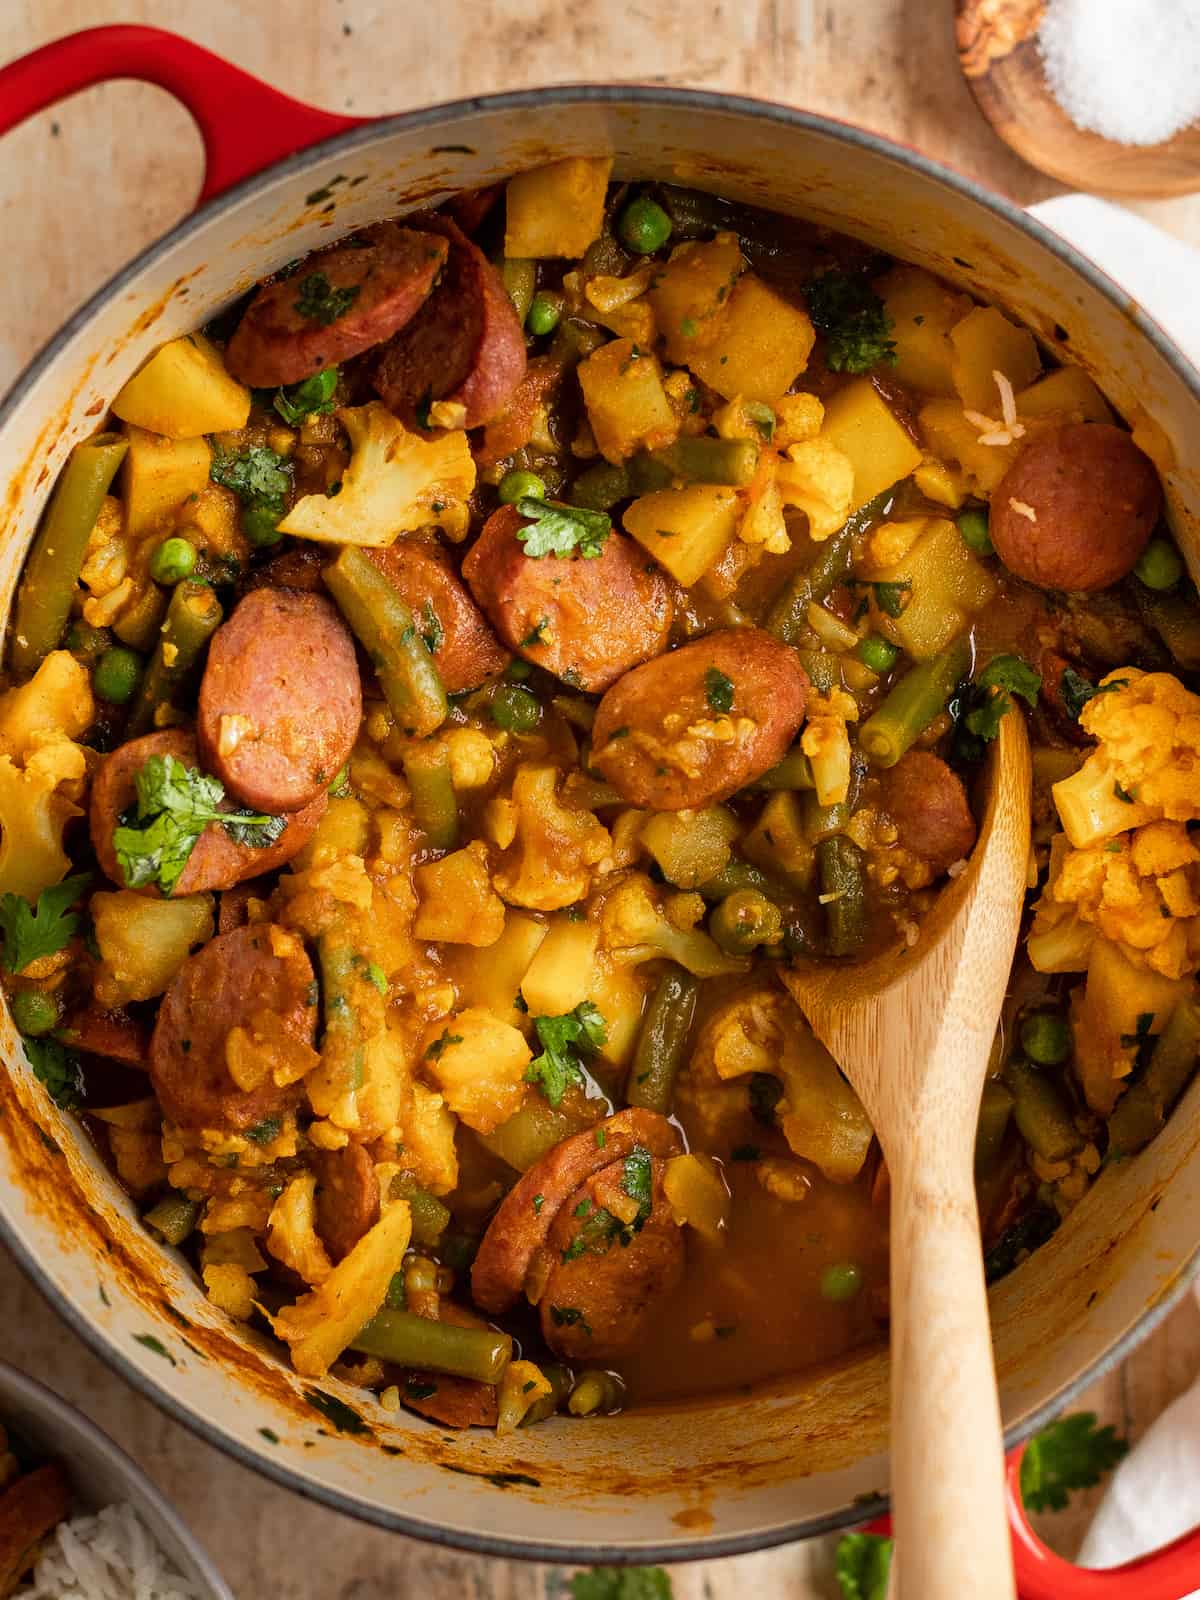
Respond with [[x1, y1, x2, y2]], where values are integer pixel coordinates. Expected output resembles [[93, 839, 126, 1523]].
[[3, 82, 1199, 1565]]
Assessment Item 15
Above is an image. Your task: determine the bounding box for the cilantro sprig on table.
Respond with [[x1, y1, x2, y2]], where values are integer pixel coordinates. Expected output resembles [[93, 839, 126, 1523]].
[[953, 653, 1041, 763], [524, 1001, 607, 1108], [805, 268, 896, 375], [515, 497, 612, 560], [0, 873, 92, 974], [112, 755, 286, 896]]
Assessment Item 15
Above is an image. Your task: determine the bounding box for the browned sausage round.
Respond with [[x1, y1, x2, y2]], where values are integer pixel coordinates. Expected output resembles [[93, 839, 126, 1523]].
[[312, 1143, 381, 1263], [990, 423, 1162, 591], [538, 1155, 685, 1362], [241, 545, 325, 595], [461, 505, 674, 693], [591, 628, 810, 810], [372, 216, 526, 429], [367, 540, 510, 692], [90, 730, 327, 898], [58, 1005, 148, 1068], [149, 923, 316, 1133], [880, 751, 976, 876], [197, 589, 360, 814], [470, 1108, 682, 1315], [225, 223, 450, 388]]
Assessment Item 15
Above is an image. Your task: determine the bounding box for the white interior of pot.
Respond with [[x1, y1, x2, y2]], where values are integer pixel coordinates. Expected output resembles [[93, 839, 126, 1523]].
[[1, 93, 1198, 1560]]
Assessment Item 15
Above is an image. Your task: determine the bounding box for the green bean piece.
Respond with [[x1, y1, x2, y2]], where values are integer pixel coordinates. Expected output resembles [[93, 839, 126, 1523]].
[[501, 258, 536, 325], [568, 1369, 625, 1416], [1133, 537, 1184, 592], [628, 436, 760, 491], [858, 635, 971, 769], [401, 742, 459, 852], [751, 747, 816, 791], [709, 890, 783, 955], [1020, 1012, 1072, 1067], [975, 1079, 1015, 1173], [795, 649, 840, 695], [1136, 585, 1200, 670], [697, 860, 794, 907], [324, 546, 448, 737], [816, 836, 868, 957], [10, 989, 59, 1037], [521, 1363, 572, 1426], [819, 1262, 864, 1302], [800, 788, 851, 843], [765, 490, 890, 644], [126, 580, 223, 738], [1003, 1060, 1084, 1163], [143, 1192, 200, 1248], [627, 966, 699, 1115], [112, 584, 167, 652], [526, 291, 563, 337], [11, 433, 129, 679], [548, 316, 608, 368], [490, 683, 542, 733], [570, 461, 632, 512], [92, 646, 143, 707], [65, 620, 110, 665], [387, 1174, 451, 1246], [350, 1308, 512, 1383], [1107, 998, 1200, 1159], [317, 929, 369, 1099]]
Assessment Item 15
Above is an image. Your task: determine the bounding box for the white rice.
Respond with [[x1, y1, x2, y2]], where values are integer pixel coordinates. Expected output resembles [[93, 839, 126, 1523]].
[[21, 1501, 203, 1600]]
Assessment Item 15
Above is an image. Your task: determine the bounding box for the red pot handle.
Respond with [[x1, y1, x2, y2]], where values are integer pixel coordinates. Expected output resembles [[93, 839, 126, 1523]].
[[0, 24, 366, 203], [867, 1445, 1200, 1597]]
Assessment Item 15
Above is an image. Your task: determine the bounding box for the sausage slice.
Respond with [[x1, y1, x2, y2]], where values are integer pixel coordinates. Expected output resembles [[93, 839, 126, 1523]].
[[58, 1005, 148, 1069], [312, 1143, 381, 1263], [591, 628, 810, 809], [225, 223, 450, 387], [197, 589, 360, 814], [879, 751, 976, 878], [373, 216, 526, 429], [990, 422, 1162, 592], [471, 1108, 681, 1314], [367, 540, 510, 692], [462, 505, 674, 693], [149, 923, 316, 1134], [90, 730, 327, 898], [538, 1154, 685, 1362]]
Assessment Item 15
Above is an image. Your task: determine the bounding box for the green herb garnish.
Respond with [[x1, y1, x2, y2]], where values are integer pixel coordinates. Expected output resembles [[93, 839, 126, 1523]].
[[1019, 1412, 1128, 1513], [0, 872, 92, 973], [806, 268, 896, 374], [24, 1037, 83, 1109], [274, 366, 338, 425], [294, 272, 360, 326], [515, 497, 612, 560], [524, 1001, 607, 1108], [704, 666, 734, 714], [210, 443, 293, 523]]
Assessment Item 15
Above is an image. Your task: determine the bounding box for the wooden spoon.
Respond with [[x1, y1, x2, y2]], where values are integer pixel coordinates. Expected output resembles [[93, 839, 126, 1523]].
[[955, 0, 1200, 198], [784, 709, 1031, 1600]]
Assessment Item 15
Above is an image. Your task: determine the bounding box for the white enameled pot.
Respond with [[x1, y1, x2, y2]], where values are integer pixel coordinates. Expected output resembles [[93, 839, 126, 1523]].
[[1, 25, 1200, 1582]]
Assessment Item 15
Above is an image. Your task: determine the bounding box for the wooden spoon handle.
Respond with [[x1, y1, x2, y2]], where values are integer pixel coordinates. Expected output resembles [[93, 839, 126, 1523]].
[[889, 1155, 1015, 1600]]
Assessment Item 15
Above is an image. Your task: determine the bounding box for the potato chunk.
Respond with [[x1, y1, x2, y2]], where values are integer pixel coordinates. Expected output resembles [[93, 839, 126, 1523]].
[[623, 485, 739, 585], [687, 275, 815, 402], [113, 332, 251, 438], [413, 841, 505, 947], [649, 233, 747, 365], [122, 424, 212, 539], [421, 1008, 531, 1134], [820, 378, 923, 509], [91, 890, 214, 1006], [578, 340, 677, 463], [504, 157, 613, 259]]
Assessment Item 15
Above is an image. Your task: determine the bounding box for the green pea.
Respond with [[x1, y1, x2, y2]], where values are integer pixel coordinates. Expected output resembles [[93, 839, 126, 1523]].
[[12, 989, 60, 1037], [1020, 1011, 1071, 1067], [241, 504, 283, 547], [1134, 537, 1184, 592], [149, 536, 198, 586], [498, 470, 547, 506], [93, 646, 143, 705], [957, 507, 993, 556], [820, 1262, 864, 1303], [618, 196, 672, 255], [526, 292, 563, 337], [856, 635, 899, 674], [490, 684, 542, 733], [503, 658, 534, 682]]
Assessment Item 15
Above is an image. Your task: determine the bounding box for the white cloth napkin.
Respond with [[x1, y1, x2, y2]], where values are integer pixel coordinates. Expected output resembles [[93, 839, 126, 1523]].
[[1023, 196, 1200, 1587]]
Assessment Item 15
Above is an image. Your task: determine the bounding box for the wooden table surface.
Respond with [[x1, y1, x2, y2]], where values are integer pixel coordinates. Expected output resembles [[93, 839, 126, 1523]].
[[2, 3, 1200, 1595]]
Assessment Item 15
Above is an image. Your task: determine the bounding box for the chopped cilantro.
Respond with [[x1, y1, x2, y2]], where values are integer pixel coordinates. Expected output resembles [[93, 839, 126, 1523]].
[[846, 577, 912, 619], [294, 271, 360, 325], [953, 653, 1042, 762], [1061, 670, 1128, 722], [549, 1305, 593, 1335], [209, 443, 293, 526], [425, 1031, 463, 1060], [621, 1145, 653, 1225], [1114, 780, 1136, 804], [132, 1333, 176, 1366], [744, 400, 775, 441], [24, 1037, 83, 1109], [246, 1116, 281, 1145], [515, 497, 612, 559], [532, 1194, 545, 1214], [0, 872, 92, 974], [520, 617, 549, 648], [806, 268, 896, 374], [420, 601, 444, 655], [304, 1387, 370, 1434], [274, 366, 338, 425], [1019, 1412, 1128, 1513], [524, 1002, 607, 1108], [704, 666, 735, 714]]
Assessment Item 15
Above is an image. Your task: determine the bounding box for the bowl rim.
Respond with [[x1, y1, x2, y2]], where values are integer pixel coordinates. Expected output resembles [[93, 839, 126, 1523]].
[[0, 1354, 234, 1598], [2, 82, 1200, 1567]]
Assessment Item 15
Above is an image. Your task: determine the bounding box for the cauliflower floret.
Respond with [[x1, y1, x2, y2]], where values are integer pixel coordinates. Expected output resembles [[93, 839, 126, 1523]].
[[400, 1082, 459, 1195], [267, 1173, 334, 1287], [420, 1008, 531, 1134], [599, 872, 750, 978], [801, 688, 858, 807], [79, 495, 129, 598], [738, 468, 790, 555], [775, 436, 854, 542], [278, 401, 476, 546], [493, 764, 612, 911], [1051, 670, 1200, 848], [0, 650, 94, 764]]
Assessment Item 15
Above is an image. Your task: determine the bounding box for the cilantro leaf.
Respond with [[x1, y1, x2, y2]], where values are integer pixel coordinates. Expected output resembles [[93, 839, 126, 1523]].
[[846, 578, 912, 619], [835, 1532, 893, 1600], [24, 1037, 83, 1110], [112, 755, 285, 896], [515, 497, 612, 560], [524, 1001, 607, 1108], [419, 601, 444, 655], [978, 653, 1042, 709], [294, 272, 361, 326], [806, 269, 896, 374], [274, 366, 338, 426], [1019, 1412, 1128, 1513], [570, 1568, 673, 1600], [0, 873, 92, 974], [704, 666, 734, 714], [953, 653, 1042, 763], [621, 1144, 653, 1225], [743, 400, 775, 442], [1060, 668, 1128, 722], [210, 443, 293, 525]]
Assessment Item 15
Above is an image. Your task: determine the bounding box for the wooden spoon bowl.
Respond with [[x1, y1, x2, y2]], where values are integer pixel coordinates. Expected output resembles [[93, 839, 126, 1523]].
[[785, 709, 1032, 1599], [955, 0, 1200, 198]]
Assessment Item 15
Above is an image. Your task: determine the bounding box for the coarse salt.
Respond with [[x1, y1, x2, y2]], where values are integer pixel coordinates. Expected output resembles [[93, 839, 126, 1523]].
[[1039, 0, 1200, 147]]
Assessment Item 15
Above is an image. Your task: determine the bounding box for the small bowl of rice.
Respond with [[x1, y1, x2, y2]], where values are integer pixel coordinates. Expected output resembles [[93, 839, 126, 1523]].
[[0, 1359, 231, 1600]]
